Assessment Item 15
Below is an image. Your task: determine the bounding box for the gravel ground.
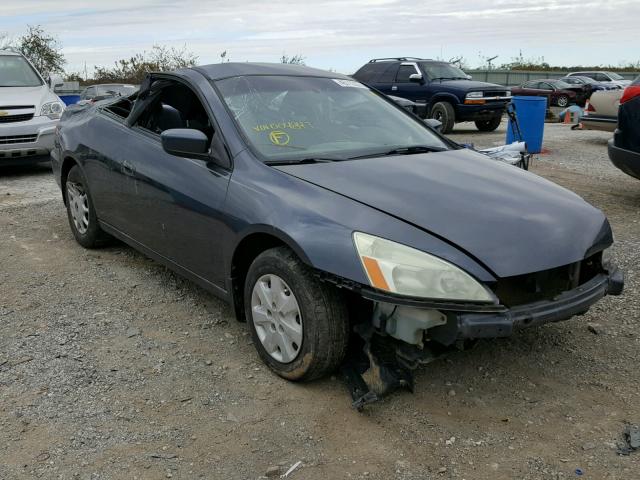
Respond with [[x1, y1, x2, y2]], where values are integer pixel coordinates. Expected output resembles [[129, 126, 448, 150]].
[[1, 122, 639, 479]]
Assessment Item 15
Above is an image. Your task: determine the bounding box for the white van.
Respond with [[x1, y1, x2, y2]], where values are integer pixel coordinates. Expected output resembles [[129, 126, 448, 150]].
[[0, 49, 65, 166]]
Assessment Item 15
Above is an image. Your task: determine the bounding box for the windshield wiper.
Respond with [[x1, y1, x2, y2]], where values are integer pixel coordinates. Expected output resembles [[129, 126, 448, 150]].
[[265, 157, 342, 166], [349, 145, 447, 160]]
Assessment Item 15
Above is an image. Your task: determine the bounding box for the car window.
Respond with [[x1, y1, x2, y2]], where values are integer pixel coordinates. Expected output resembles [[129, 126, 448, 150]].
[[215, 75, 448, 162], [135, 82, 214, 142], [523, 81, 537, 88], [85, 86, 96, 97], [609, 72, 624, 80], [538, 82, 553, 91], [593, 73, 608, 81], [0, 55, 42, 87], [377, 64, 399, 83], [395, 65, 419, 83]]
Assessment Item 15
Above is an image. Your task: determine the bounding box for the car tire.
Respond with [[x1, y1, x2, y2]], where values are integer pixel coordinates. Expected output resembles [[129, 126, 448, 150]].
[[430, 102, 455, 134], [244, 246, 349, 382], [475, 116, 502, 132], [64, 165, 110, 248], [556, 95, 569, 107]]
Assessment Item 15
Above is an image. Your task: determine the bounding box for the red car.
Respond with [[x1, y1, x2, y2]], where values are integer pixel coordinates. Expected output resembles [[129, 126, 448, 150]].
[[511, 79, 587, 107]]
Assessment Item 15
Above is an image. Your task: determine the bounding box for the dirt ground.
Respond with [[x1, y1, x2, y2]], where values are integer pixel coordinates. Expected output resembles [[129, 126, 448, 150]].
[[1, 122, 639, 480]]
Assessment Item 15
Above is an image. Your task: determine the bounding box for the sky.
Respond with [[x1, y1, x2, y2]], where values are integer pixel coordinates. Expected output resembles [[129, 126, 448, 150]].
[[1, 0, 638, 75]]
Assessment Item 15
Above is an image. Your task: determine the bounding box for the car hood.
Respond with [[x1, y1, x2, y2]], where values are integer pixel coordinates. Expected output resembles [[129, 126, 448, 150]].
[[275, 149, 610, 278], [433, 79, 506, 92], [0, 85, 58, 111]]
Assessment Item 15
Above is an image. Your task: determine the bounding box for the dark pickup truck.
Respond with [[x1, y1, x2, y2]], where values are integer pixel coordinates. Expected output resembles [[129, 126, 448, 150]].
[[353, 57, 512, 133]]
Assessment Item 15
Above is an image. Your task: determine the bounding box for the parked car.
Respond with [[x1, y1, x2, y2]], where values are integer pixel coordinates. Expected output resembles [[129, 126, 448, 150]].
[[79, 84, 138, 104], [0, 49, 64, 166], [566, 71, 631, 87], [582, 88, 623, 132], [608, 77, 640, 179], [352, 57, 511, 133], [560, 75, 622, 92], [510, 79, 585, 107], [52, 63, 623, 392]]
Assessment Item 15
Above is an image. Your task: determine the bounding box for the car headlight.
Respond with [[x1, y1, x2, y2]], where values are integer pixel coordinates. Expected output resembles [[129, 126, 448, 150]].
[[505, 89, 512, 96], [353, 232, 495, 302], [40, 101, 64, 119], [466, 91, 483, 99]]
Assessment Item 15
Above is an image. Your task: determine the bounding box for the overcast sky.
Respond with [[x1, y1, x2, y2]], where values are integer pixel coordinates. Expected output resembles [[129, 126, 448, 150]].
[[1, 0, 638, 75]]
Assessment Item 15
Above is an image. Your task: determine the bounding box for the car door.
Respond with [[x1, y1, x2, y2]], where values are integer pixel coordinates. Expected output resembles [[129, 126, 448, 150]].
[[369, 63, 399, 96], [117, 78, 232, 287], [389, 63, 425, 101]]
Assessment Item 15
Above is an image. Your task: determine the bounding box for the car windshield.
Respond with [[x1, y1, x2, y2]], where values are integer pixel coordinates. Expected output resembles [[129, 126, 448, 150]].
[[608, 72, 624, 80], [0, 55, 43, 87], [549, 80, 572, 89], [215, 75, 449, 162], [97, 84, 137, 96], [419, 62, 467, 80]]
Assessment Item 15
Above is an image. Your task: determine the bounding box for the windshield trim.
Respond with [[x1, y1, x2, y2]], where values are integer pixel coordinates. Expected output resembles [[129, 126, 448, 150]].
[[0, 54, 44, 87], [211, 75, 457, 165]]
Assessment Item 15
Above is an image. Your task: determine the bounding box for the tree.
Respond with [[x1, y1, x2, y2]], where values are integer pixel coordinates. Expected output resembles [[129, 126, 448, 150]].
[[92, 44, 198, 84], [17, 25, 65, 76], [280, 54, 305, 65]]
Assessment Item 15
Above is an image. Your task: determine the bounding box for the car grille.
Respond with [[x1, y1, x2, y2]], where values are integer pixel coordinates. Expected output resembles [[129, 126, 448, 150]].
[[492, 253, 602, 307], [0, 113, 35, 123], [0, 149, 40, 158], [483, 91, 508, 98], [0, 134, 38, 145]]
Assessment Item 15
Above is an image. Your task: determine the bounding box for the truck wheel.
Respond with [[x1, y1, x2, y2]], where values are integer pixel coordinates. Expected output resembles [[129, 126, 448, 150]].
[[475, 116, 502, 132], [430, 102, 455, 134], [64, 165, 110, 248], [244, 247, 349, 382]]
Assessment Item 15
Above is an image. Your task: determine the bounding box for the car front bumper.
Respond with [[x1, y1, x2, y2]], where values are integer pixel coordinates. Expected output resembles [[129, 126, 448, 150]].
[[0, 116, 58, 166], [608, 138, 640, 180], [364, 268, 623, 344]]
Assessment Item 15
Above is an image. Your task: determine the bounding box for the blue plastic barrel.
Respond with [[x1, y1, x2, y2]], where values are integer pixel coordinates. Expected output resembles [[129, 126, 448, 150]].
[[58, 94, 81, 106], [506, 96, 547, 154]]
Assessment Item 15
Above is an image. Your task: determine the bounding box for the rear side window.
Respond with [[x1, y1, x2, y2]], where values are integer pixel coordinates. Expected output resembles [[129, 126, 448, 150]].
[[378, 64, 399, 83], [632, 76, 640, 86], [353, 63, 390, 83]]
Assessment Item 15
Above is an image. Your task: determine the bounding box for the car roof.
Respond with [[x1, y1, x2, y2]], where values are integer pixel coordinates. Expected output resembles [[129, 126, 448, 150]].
[[190, 62, 351, 81], [0, 49, 22, 56]]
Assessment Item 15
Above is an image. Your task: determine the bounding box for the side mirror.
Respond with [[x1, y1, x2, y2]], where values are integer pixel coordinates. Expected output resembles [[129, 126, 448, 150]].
[[161, 129, 209, 158], [466, 74, 473, 80], [424, 118, 443, 132], [49, 74, 64, 89], [409, 73, 423, 83]]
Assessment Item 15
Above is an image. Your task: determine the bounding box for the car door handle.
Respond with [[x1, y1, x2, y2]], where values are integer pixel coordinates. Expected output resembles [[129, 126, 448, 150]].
[[121, 160, 136, 176], [391, 86, 398, 91]]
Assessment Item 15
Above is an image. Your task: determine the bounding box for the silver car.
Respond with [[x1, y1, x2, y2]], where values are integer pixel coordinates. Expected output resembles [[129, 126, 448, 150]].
[[0, 49, 65, 166]]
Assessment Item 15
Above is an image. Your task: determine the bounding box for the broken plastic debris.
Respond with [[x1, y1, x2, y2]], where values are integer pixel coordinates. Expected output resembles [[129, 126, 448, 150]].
[[281, 460, 302, 478]]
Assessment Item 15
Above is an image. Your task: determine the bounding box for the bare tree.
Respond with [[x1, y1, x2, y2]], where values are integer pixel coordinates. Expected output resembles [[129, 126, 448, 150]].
[[280, 53, 305, 65]]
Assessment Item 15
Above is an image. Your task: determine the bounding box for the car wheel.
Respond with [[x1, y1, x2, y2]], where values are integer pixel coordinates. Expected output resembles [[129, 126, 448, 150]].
[[430, 102, 455, 134], [475, 116, 502, 132], [65, 165, 110, 248], [556, 95, 569, 107], [244, 246, 349, 381]]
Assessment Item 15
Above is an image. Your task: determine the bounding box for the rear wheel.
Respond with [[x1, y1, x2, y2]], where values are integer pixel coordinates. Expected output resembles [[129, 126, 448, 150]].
[[556, 95, 570, 107], [65, 165, 110, 248], [244, 247, 349, 381], [475, 115, 502, 132], [430, 102, 455, 134]]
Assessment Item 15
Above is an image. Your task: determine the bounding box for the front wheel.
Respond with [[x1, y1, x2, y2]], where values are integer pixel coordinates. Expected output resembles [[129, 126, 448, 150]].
[[556, 95, 569, 107], [244, 247, 349, 381], [429, 102, 455, 134], [475, 116, 502, 132]]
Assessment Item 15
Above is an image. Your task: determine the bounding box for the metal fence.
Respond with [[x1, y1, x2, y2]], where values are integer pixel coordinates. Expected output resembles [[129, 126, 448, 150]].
[[466, 70, 639, 86]]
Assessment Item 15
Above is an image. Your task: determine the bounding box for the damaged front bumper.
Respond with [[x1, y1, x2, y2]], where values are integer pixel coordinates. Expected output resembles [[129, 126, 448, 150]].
[[343, 268, 623, 409], [366, 268, 624, 346]]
